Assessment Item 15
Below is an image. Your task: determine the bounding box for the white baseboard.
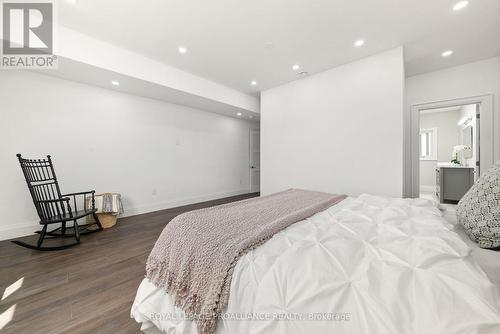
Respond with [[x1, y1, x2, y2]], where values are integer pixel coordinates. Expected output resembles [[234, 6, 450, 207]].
[[122, 188, 250, 217], [0, 188, 252, 241], [420, 185, 436, 193], [0, 221, 40, 241]]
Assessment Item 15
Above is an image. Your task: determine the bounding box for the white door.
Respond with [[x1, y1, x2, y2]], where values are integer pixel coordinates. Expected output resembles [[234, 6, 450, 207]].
[[249, 130, 260, 193], [475, 104, 480, 177]]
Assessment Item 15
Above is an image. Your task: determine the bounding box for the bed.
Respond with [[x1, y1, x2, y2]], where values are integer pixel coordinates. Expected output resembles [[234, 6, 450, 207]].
[[131, 193, 500, 334]]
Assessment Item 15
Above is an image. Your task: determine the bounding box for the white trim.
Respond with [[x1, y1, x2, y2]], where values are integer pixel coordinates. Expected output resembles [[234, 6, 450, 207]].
[[122, 189, 250, 217], [0, 188, 250, 241], [405, 95, 494, 198], [420, 185, 436, 192], [0, 221, 40, 242]]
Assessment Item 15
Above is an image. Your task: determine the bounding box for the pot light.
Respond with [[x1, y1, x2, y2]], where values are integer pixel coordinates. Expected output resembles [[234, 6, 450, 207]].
[[453, 1, 469, 11], [236, 112, 242, 116], [292, 64, 300, 71], [441, 50, 454, 57], [251, 81, 257, 86], [178, 46, 187, 54], [111, 80, 120, 86], [354, 40, 365, 47]]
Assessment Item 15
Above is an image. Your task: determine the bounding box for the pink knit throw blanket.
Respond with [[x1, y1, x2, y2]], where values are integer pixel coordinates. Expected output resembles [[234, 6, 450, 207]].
[[145, 189, 346, 334]]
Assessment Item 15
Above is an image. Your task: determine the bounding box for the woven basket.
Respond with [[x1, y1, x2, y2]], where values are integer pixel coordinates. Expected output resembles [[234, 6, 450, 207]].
[[85, 193, 122, 229], [85, 212, 117, 229]]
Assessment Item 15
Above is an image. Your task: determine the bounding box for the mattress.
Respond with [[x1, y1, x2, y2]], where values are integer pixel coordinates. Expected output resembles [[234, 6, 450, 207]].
[[131, 194, 500, 334]]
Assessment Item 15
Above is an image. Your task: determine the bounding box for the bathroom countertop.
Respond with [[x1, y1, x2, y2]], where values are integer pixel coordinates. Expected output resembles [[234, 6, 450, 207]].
[[437, 163, 474, 169]]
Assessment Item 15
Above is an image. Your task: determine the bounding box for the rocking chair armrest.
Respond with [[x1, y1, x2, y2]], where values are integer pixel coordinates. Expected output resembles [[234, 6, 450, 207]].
[[62, 190, 96, 197], [62, 191, 96, 212], [38, 197, 70, 204], [39, 197, 73, 218]]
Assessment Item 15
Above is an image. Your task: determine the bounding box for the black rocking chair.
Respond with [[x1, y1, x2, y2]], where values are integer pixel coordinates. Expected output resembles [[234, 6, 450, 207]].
[[14, 154, 103, 251]]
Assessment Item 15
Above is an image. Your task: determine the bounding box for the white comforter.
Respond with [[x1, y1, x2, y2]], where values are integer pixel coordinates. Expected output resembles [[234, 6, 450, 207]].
[[131, 194, 500, 334]]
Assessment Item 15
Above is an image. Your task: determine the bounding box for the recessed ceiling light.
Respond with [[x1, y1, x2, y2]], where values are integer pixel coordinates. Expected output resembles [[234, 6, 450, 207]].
[[292, 64, 300, 71], [354, 40, 365, 47], [178, 46, 187, 54], [251, 81, 257, 86], [237, 112, 242, 116], [111, 80, 120, 86], [441, 50, 454, 57], [453, 1, 469, 11], [264, 42, 274, 50]]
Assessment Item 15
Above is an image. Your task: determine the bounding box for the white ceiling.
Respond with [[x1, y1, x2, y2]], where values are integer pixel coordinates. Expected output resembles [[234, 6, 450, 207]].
[[58, 0, 500, 95], [40, 57, 259, 120]]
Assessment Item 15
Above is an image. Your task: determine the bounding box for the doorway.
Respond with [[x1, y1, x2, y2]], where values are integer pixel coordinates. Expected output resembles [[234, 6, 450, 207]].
[[418, 104, 479, 202], [406, 95, 494, 198], [249, 130, 260, 193]]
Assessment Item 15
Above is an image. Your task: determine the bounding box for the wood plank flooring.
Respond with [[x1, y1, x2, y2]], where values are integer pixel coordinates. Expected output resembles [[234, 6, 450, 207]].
[[0, 192, 259, 334]]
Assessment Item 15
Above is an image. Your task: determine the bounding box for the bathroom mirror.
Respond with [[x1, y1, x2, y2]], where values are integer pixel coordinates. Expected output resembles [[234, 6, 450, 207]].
[[462, 125, 472, 148]]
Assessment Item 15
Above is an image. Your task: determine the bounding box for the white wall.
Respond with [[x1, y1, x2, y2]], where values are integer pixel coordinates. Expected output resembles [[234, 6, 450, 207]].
[[260, 48, 405, 197], [419, 110, 462, 190], [0, 71, 258, 240], [406, 57, 500, 166]]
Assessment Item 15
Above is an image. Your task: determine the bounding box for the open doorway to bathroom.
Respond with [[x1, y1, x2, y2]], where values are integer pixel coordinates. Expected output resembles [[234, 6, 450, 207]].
[[406, 95, 493, 199], [418, 104, 479, 203]]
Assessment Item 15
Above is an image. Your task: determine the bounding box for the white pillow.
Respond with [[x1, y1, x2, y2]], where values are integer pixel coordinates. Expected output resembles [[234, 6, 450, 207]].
[[457, 161, 500, 249]]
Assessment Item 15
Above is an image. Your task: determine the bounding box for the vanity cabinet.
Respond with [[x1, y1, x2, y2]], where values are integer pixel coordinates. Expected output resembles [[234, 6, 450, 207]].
[[435, 167, 474, 204]]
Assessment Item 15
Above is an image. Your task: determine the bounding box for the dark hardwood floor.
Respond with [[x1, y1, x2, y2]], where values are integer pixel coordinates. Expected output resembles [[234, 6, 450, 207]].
[[0, 192, 259, 334]]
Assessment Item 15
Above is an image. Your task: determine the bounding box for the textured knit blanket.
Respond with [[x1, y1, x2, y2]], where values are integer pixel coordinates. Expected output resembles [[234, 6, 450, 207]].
[[145, 189, 346, 334]]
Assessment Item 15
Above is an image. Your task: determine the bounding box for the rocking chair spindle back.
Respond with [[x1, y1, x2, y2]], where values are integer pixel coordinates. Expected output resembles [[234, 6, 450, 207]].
[[14, 154, 103, 251]]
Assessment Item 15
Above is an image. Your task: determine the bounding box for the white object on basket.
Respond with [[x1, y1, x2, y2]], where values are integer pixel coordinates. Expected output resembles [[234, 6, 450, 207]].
[[86, 193, 124, 229], [91, 193, 123, 215]]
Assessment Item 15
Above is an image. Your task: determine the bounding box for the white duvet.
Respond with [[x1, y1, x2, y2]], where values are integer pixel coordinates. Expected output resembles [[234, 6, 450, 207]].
[[131, 194, 500, 334]]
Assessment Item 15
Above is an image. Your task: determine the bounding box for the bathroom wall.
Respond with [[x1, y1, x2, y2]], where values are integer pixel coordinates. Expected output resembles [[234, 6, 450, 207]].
[[419, 109, 462, 191]]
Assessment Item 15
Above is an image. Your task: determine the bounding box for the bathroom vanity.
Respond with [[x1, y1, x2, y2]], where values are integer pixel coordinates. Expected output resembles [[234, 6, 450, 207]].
[[435, 165, 475, 204]]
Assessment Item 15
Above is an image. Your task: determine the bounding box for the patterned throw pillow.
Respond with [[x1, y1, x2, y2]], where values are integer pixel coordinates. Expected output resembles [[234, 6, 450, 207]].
[[457, 160, 500, 249]]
